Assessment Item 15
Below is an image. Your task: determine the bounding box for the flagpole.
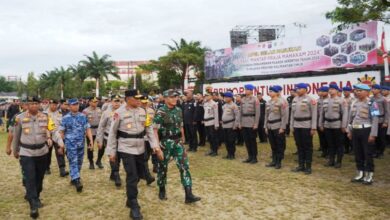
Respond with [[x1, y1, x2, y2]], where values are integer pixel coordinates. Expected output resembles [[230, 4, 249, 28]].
[[383, 26, 389, 78]]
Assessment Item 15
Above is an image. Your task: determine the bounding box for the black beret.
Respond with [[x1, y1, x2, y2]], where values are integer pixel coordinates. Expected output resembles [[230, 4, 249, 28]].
[[27, 96, 40, 103], [49, 99, 59, 104], [125, 89, 138, 97]]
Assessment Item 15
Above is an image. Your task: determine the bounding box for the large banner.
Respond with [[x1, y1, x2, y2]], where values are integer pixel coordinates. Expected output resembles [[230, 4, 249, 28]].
[[205, 22, 378, 80], [205, 71, 381, 99]]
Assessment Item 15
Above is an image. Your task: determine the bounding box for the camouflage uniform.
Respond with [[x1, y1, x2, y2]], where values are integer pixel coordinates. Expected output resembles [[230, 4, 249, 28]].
[[154, 105, 192, 187], [59, 112, 90, 181]]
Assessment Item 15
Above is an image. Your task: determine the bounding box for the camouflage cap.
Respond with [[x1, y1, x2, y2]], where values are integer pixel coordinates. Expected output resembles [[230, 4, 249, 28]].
[[163, 89, 180, 97]]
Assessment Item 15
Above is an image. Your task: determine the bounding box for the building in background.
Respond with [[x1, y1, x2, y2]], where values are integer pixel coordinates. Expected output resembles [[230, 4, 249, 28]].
[[112, 60, 158, 82]]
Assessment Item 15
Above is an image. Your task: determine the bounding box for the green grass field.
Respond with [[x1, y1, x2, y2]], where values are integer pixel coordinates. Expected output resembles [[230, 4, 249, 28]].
[[0, 131, 389, 220]]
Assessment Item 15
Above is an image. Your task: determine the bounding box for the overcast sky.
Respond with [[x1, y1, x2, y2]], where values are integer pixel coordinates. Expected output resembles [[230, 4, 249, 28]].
[[0, 0, 386, 79]]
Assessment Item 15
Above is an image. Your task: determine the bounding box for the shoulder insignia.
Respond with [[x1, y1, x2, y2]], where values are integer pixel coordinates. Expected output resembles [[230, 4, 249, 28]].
[[113, 112, 119, 120]]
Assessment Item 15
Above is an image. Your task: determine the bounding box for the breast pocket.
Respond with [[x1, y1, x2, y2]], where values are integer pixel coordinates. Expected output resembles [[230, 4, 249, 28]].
[[21, 123, 32, 135], [38, 121, 48, 133], [359, 108, 369, 119], [300, 102, 308, 112]]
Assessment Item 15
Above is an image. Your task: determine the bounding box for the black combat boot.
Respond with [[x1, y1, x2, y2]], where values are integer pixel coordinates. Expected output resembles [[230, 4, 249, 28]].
[[324, 157, 335, 167], [110, 172, 122, 187], [144, 165, 155, 185], [159, 186, 167, 200], [242, 157, 252, 163], [129, 199, 143, 220], [266, 155, 276, 167], [274, 158, 282, 169], [89, 161, 95, 170], [334, 156, 343, 168], [73, 178, 83, 192], [95, 160, 104, 169], [304, 163, 312, 175], [29, 199, 39, 219], [59, 167, 69, 177], [291, 164, 305, 172], [184, 186, 201, 204]]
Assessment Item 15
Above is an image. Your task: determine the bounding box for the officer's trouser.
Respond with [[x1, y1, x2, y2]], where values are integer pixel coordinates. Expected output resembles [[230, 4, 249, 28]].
[[236, 128, 244, 144], [103, 139, 121, 174], [344, 132, 353, 153], [317, 127, 328, 155], [268, 129, 286, 161], [242, 127, 258, 160], [375, 124, 386, 156], [205, 125, 218, 153], [324, 128, 344, 162], [184, 123, 198, 150], [196, 121, 206, 145], [66, 142, 84, 180], [223, 128, 236, 156], [144, 141, 157, 169], [87, 135, 105, 163], [217, 124, 224, 145], [119, 152, 145, 201], [294, 128, 313, 167], [20, 154, 48, 201], [157, 139, 192, 187], [47, 141, 66, 171], [257, 121, 267, 142], [352, 128, 375, 172]]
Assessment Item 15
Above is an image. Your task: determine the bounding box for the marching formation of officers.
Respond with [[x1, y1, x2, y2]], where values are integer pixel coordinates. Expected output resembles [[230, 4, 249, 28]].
[[4, 81, 389, 219]]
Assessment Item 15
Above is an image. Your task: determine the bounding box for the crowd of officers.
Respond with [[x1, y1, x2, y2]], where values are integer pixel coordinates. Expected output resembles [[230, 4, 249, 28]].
[[3, 81, 389, 219]]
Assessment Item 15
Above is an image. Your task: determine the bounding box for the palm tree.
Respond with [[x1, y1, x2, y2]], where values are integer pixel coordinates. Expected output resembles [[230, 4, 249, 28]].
[[80, 51, 119, 97], [54, 67, 70, 99], [163, 39, 207, 89], [69, 64, 89, 85]]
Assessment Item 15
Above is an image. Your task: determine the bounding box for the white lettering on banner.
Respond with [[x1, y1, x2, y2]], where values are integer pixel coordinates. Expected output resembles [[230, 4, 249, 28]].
[[205, 71, 380, 99]]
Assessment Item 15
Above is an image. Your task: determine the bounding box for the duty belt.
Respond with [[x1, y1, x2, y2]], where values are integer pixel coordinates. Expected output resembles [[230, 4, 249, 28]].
[[324, 117, 341, 122], [242, 114, 255, 117], [294, 117, 311, 122], [117, 130, 146, 139], [268, 118, 281, 124], [90, 125, 98, 129], [20, 142, 46, 150], [204, 117, 214, 121], [352, 124, 371, 129], [222, 119, 235, 124]]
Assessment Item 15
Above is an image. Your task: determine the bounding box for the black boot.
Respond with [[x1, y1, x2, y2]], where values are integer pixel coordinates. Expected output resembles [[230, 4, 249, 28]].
[[45, 169, 51, 175], [29, 199, 39, 219], [324, 158, 335, 167], [129, 199, 143, 220], [89, 161, 95, 170], [159, 186, 167, 200], [145, 167, 155, 185], [184, 186, 201, 204], [95, 160, 104, 169], [266, 155, 276, 167], [291, 164, 305, 172], [242, 157, 252, 163], [274, 158, 282, 169], [111, 172, 122, 187], [304, 163, 312, 175], [59, 167, 69, 177], [72, 178, 83, 192], [334, 156, 343, 168]]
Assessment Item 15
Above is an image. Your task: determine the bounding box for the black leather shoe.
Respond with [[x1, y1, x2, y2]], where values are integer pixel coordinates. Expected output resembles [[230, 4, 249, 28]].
[[45, 169, 51, 175], [129, 199, 143, 220], [159, 187, 167, 200], [89, 163, 95, 170], [96, 161, 104, 169], [60, 168, 69, 177], [324, 161, 335, 167], [304, 168, 312, 175], [266, 161, 276, 167], [74, 179, 83, 192], [242, 158, 252, 163], [291, 166, 305, 172], [249, 159, 258, 164], [29, 199, 39, 219], [334, 162, 342, 168]]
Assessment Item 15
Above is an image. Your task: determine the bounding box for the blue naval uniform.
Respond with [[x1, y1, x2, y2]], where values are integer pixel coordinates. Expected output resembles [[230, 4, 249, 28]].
[[59, 112, 90, 180]]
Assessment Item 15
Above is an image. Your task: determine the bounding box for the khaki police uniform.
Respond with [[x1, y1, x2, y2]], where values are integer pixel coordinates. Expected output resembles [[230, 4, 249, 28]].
[[83, 106, 102, 166], [203, 99, 219, 155], [221, 102, 240, 158], [240, 95, 260, 162]]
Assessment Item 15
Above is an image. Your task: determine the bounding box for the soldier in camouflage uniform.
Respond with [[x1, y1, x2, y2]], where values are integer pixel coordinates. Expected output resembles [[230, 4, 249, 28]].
[[153, 89, 201, 204], [59, 98, 94, 192], [82, 97, 103, 169]]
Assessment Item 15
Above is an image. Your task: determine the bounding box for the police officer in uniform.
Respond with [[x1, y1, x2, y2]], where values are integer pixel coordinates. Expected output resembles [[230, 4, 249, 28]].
[[96, 95, 122, 187], [319, 84, 348, 168], [349, 84, 378, 185], [183, 90, 198, 151], [371, 84, 388, 159], [342, 86, 355, 154], [203, 92, 219, 156], [264, 85, 288, 169], [240, 84, 260, 164], [221, 92, 240, 159], [46, 99, 69, 177], [317, 86, 329, 157], [107, 90, 160, 220], [140, 94, 157, 185], [290, 83, 317, 174], [194, 93, 206, 146], [83, 97, 103, 169], [12, 97, 52, 219], [257, 92, 267, 143], [235, 94, 244, 145]]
